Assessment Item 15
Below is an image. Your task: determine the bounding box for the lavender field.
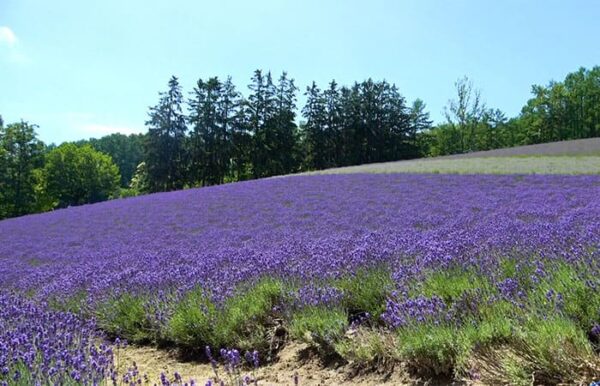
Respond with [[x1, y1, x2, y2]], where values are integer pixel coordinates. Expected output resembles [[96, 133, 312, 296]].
[[1, 173, 600, 384]]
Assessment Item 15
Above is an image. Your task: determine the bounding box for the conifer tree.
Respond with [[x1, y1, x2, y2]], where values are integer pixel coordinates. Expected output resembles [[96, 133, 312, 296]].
[[145, 76, 188, 192], [189, 77, 220, 185], [272, 72, 299, 175], [302, 82, 328, 169]]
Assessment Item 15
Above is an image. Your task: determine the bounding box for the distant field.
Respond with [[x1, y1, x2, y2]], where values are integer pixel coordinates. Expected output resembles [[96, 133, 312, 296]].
[[445, 137, 600, 158], [312, 155, 600, 175], [309, 137, 600, 175]]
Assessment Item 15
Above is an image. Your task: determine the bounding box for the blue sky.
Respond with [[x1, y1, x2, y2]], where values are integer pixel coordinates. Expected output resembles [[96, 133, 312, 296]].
[[1, 0, 599, 144]]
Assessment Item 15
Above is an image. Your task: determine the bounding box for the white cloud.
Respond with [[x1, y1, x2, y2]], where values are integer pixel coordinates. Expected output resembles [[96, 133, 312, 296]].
[[0, 26, 30, 64], [0, 26, 17, 47]]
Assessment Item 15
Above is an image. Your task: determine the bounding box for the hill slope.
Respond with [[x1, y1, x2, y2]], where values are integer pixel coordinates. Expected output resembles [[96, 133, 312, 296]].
[[309, 137, 600, 175]]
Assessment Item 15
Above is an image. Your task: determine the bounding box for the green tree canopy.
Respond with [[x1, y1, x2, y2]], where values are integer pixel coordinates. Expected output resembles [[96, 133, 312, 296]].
[[77, 133, 145, 187], [42, 143, 120, 208], [0, 121, 45, 218], [520, 66, 600, 144]]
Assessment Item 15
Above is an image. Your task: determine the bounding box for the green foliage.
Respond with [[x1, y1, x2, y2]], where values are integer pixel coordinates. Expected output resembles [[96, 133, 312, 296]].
[[427, 77, 513, 156], [48, 290, 88, 315], [289, 306, 347, 351], [473, 316, 598, 385], [77, 133, 145, 187], [168, 287, 219, 348], [397, 323, 469, 375], [518, 317, 594, 381], [118, 187, 140, 198], [334, 267, 393, 320], [409, 98, 433, 152], [530, 262, 600, 329], [0, 361, 86, 386], [247, 70, 300, 178], [426, 66, 600, 157], [214, 278, 284, 351], [129, 161, 150, 193], [96, 293, 154, 343], [393, 287, 513, 376], [419, 267, 491, 302], [520, 67, 600, 143], [188, 76, 240, 186], [41, 143, 120, 208], [144, 76, 188, 192], [0, 121, 45, 219], [391, 261, 600, 381], [169, 278, 284, 351]]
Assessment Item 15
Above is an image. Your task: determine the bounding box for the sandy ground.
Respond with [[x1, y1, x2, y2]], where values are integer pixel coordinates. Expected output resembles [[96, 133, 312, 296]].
[[116, 342, 417, 385]]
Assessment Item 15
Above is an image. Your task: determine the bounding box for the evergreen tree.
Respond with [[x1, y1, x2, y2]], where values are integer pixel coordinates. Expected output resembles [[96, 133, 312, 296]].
[[323, 80, 343, 166], [188, 76, 241, 185], [339, 83, 363, 166], [230, 95, 252, 181], [381, 81, 411, 160], [145, 76, 188, 192], [271, 72, 299, 175], [188, 77, 220, 186], [409, 99, 432, 144], [216, 77, 241, 182], [246, 70, 277, 178], [302, 82, 328, 169]]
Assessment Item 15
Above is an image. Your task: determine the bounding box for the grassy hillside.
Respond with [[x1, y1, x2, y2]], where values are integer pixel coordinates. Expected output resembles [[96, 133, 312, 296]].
[[308, 137, 600, 175]]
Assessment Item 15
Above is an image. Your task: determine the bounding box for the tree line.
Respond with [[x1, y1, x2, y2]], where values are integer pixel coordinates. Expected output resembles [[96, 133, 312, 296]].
[[0, 120, 124, 219], [1, 65, 599, 219], [426, 67, 600, 156], [138, 71, 428, 192]]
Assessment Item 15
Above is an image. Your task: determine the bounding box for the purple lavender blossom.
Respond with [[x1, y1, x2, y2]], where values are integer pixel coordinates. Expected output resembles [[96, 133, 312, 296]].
[[0, 173, 598, 382]]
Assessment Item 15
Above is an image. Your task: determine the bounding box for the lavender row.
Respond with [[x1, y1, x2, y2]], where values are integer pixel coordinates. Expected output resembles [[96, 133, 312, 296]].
[[0, 173, 598, 307]]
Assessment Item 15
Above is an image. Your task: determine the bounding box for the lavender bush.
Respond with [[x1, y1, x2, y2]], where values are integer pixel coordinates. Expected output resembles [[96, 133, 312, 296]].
[[0, 294, 113, 385]]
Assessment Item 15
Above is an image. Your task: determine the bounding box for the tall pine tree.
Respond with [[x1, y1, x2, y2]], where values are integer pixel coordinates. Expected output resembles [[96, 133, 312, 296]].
[[188, 77, 220, 186], [271, 72, 299, 175], [216, 77, 241, 183], [302, 82, 328, 170], [145, 76, 188, 192]]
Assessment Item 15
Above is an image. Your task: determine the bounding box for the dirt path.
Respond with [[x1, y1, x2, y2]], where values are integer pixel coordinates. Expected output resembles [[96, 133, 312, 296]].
[[116, 342, 414, 385]]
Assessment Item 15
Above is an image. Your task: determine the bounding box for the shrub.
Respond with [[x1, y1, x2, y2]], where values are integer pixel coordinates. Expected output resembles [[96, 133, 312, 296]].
[[289, 306, 347, 353], [96, 293, 154, 343], [168, 287, 219, 349], [169, 278, 284, 352], [334, 267, 393, 321]]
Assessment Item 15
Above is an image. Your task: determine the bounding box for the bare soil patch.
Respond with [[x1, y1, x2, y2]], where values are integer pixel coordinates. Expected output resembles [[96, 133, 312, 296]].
[[117, 342, 417, 385]]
